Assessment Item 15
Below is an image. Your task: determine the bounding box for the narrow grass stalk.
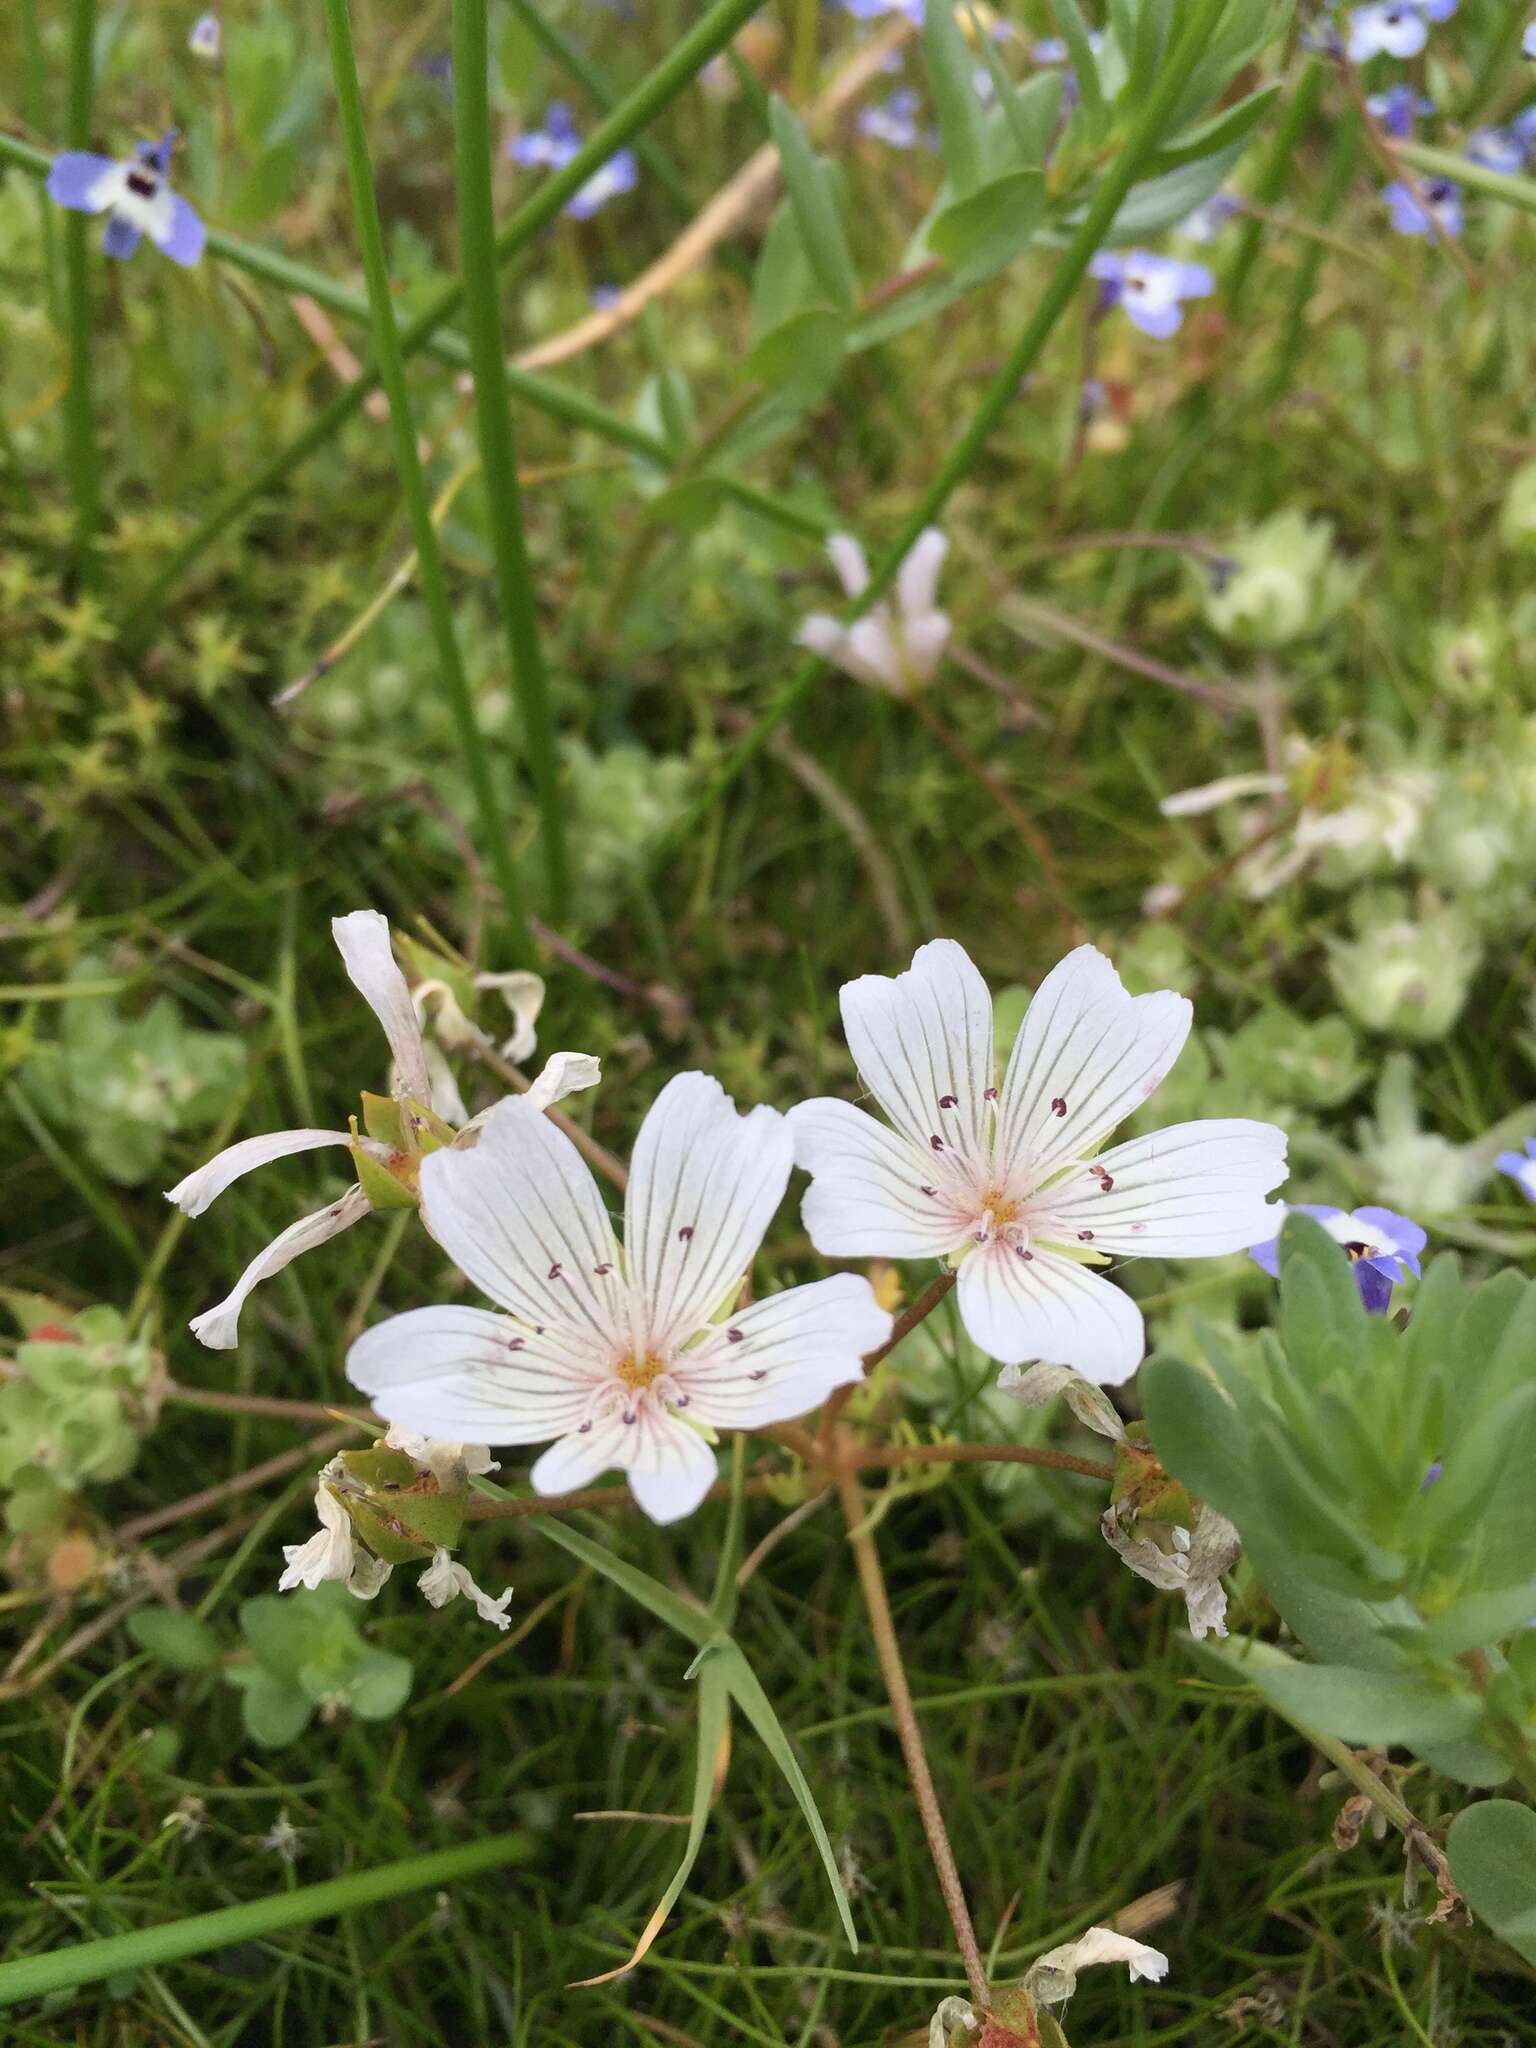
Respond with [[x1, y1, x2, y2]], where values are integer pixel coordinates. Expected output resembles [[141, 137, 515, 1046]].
[[650, 0, 1235, 868], [61, 0, 101, 587], [1396, 139, 1536, 219], [1223, 57, 1322, 314], [451, 0, 569, 917], [323, 0, 533, 959], [118, 0, 768, 622], [834, 1462, 989, 2007], [0, 1834, 531, 2007]]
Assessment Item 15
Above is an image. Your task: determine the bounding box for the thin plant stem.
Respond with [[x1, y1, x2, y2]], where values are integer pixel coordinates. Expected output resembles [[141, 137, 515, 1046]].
[[834, 1459, 989, 2007], [451, 0, 569, 917], [61, 0, 100, 587], [1223, 57, 1323, 313], [651, 0, 1236, 867], [115, 0, 770, 623], [322, 0, 534, 960]]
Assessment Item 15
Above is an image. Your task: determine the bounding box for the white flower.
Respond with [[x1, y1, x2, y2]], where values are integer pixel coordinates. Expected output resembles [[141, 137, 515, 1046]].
[[277, 1483, 393, 1599], [1026, 1925, 1170, 2002], [164, 909, 599, 1349], [1347, 4, 1428, 63], [788, 942, 1287, 1385], [383, 1423, 499, 1487], [418, 1548, 513, 1629], [347, 1074, 893, 1524], [928, 1995, 978, 2047], [260, 1809, 305, 1863], [797, 529, 951, 696]]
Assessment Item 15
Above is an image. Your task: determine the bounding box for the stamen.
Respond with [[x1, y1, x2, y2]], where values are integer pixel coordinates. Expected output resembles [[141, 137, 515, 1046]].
[[677, 1225, 694, 1242], [548, 1263, 563, 1281], [939, 1093, 958, 1109], [1078, 1230, 1095, 1242], [595, 1262, 613, 1276], [504, 1337, 526, 1353], [726, 1327, 744, 1344], [930, 1135, 945, 1152], [1050, 1096, 1068, 1117]]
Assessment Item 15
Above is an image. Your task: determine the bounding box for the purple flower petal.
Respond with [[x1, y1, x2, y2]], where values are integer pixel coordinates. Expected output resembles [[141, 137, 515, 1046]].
[[151, 194, 206, 267], [1247, 1237, 1281, 1278], [1354, 1205, 1426, 1270], [1355, 1262, 1395, 1315], [46, 151, 117, 213], [101, 213, 143, 259], [1125, 299, 1184, 339]]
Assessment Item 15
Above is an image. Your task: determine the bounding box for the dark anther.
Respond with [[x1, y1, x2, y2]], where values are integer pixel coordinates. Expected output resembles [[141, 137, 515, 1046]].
[[1050, 1096, 1068, 1117], [726, 1327, 744, 1344], [595, 1263, 612, 1275], [126, 169, 159, 198], [939, 1093, 958, 1109], [1078, 1230, 1095, 1242], [930, 1135, 945, 1152], [678, 1225, 694, 1242], [548, 1263, 563, 1281]]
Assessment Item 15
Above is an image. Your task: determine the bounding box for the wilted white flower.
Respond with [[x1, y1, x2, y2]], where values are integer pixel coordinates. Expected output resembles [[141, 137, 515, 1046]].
[[418, 1548, 513, 1630], [277, 1483, 392, 1600], [162, 1794, 209, 1838], [1026, 1924, 1170, 2002], [1102, 1502, 1240, 1639], [260, 1809, 305, 1863], [382, 1424, 498, 1489], [164, 910, 598, 1348], [928, 1995, 978, 2047], [997, 1359, 1127, 1440], [348, 1075, 892, 1523], [798, 529, 951, 696], [789, 942, 1287, 1385]]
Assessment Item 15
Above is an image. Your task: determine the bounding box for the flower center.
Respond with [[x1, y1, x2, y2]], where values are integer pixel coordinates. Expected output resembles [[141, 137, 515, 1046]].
[[616, 1351, 668, 1392]]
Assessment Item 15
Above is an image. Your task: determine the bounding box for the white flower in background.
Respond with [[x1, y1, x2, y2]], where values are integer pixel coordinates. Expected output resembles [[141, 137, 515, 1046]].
[[277, 1483, 392, 1599], [1026, 1925, 1170, 2002], [259, 1809, 305, 1863], [418, 1549, 514, 1630], [789, 942, 1287, 1385], [164, 910, 598, 1349], [797, 529, 951, 696], [348, 1074, 893, 1524]]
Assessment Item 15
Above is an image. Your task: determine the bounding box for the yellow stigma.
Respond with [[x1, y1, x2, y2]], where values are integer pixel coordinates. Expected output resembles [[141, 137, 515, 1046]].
[[616, 1352, 668, 1392], [979, 1191, 1020, 1227]]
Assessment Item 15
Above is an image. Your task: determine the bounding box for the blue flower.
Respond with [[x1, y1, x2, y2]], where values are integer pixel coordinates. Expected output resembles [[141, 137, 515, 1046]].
[[1466, 126, 1525, 173], [1383, 176, 1462, 236], [858, 89, 926, 149], [840, 0, 924, 20], [589, 283, 622, 311], [1348, 4, 1429, 60], [187, 11, 221, 61], [46, 131, 205, 266], [1367, 85, 1433, 138], [1178, 191, 1240, 243], [1512, 104, 1536, 155], [1496, 1137, 1536, 1203], [508, 105, 637, 220], [1248, 1204, 1426, 1314], [1089, 249, 1215, 338]]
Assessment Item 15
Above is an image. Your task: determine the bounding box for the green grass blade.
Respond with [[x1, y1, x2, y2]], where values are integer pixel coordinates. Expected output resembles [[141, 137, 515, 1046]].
[[451, 0, 570, 918], [1396, 139, 1536, 219], [322, 0, 533, 960], [532, 1516, 718, 1647], [0, 1834, 531, 2008], [649, 0, 1236, 867], [719, 1645, 858, 1950], [61, 0, 100, 587]]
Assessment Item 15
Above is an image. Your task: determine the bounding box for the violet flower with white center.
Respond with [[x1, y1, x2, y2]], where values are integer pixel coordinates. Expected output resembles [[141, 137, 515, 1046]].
[[508, 104, 637, 220], [1347, 4, 1430, 61], [188, 12, 221, 61], [841, 0, 925, 22], [788, 942, 1288, 1386], [164, 909, 599, 1349], [1496, 1137, 1536, 1202], [47, 131, 205, 267], [1248, 1203, 1425, 1313], [1089, 250, 1214, 339], [1383, 177, 1462, 237], [858, 89, 926, 150], [1466, 128, 1526, 174], [1367, 85, 1433, 138], [1178, 191, 1240, 243], [347, 1074, 892, 1525], [797, 528, 951, 697]]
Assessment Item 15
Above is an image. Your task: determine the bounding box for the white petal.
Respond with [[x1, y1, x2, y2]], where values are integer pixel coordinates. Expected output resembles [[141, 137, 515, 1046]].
[[419, 1097, 626, 1345], [826, 532, 871, 599], [278, 1486, 355, 1591], [164, 1128, 355, 1216], [897, 527, 948, 622], [955, 1242, 1144, 1383], [347, 1554, 393, 1600], [421, 1042, 470, 1127], [477, 969, 545, 1065], [1033, 1119, 1288, 1258], [419, 1549, 512, 1628], [530, 1415, 634, 1497], [624, 1409, 721, 1524], [839, 938, 996, 1170], [382, 1422, 498, 1485], [797, 614, 848, 663], [1160, 771, 1284, 817], [674, 1274, 891, 1428], [844, 614, 902, 691], [331, 909, 433, 1108], [901, 608, 951, 686], [349, 1304, 605, 1444], [624, 1073, 793, 1352], [1028, 1927, 1169, 2002], [788, 1098, 970, 1259], [522, 1049, 602, 1114], [996, 946, 1190, 1190], [188, 1184, 371, 1349]]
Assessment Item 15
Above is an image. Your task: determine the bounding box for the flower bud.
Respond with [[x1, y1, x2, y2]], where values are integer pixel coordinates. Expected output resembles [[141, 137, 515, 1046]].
[[1327, 898, 1481, 1041], [1198, 510, 1359, 649], [329, 1443, 468, 1563]]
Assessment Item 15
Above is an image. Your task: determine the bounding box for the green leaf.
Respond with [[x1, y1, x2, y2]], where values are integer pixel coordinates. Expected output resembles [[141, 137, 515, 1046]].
[[924, 0, 986, 197], [1413, 1385, 1536, 1554], [643, 477, 734, 533], [967, 24, 1061, 165], [1418, 1583, 1536, 1658], [1139, 1352, 1249, 1515], [748, 310, 847, 394], [1049, 0, 1106, 131], [1415, 1737, 1513, 1790], [532, 1517, 717, 1648], [347, 1648, 414, 1721], [928, 171, 1047, 275], [575, 1658, 732, 1983], [748, 203, 848, 391], [1248, 1659, 1482, 1748], [127, 1608, 223, 1674], [235, 1669, 315, 1748], [1278, 1213, 1367, 1370], [1144, 83, 1281, 174], [767, 98, 857, 313], [1447, 1800, 1536, 1966], [717, 1645, 857, 1950]]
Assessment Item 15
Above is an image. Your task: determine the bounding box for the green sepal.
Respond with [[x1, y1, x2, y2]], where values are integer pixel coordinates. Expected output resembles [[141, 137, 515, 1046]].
[[350, 1140, 418, 1212], [360, 1092, 406, 1147], [1112, 1426, 1194, 1525], [335, 1447, 420, 1490], [334, 1482, 466, 1563]]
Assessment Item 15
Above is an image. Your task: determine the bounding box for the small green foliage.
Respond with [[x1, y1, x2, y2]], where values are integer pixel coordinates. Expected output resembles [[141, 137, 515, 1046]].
[[128, 1606, 223, 1673], [0, 1295, 163, 1493], [1197, 509, 1360, 648], [226, 1585, 412, 1747], [18, 968, 245, 1185]]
